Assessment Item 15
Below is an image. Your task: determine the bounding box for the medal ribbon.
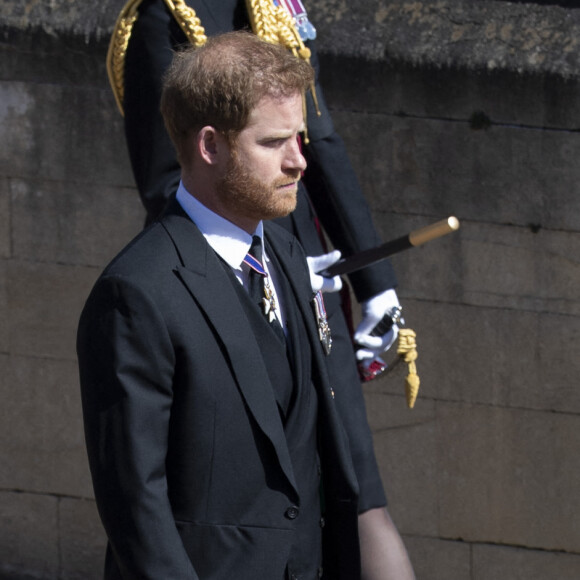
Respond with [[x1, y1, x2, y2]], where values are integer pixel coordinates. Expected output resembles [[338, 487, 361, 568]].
[[243, 253, 267, 277], [273, 0, 316, 40]]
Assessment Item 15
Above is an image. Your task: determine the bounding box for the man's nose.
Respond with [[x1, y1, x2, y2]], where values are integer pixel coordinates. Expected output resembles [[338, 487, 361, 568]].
[[284, 139, 307, 172]]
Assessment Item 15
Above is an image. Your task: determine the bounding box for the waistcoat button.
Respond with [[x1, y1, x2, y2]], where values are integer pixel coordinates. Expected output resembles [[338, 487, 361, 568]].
[[285, 506, 300, 519]]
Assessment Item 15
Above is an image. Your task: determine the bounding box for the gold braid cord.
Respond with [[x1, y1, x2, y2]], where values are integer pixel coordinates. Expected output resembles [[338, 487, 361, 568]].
[[397, 329, 420, 408], [245, 0, 311, 60], [245, 0, 321, 142], [106, 0, 142, 115], [106, 0, 207, 116]]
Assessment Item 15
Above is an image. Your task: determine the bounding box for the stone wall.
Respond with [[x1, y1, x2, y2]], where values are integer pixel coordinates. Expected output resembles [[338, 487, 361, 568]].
[[1, 1, 580, 578]]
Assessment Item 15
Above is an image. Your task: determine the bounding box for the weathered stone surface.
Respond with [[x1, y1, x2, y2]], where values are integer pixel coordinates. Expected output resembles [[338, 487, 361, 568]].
[[0, 354, 93, 497], [437, 403, 580, 553], [459, 222, 580, 314], [473, 542, 580, 579], [0, 262, 7, 354], [332, 109, 580, 232], [1, 0, 124, 40], [11, 178, 144, 268], [404, 536, 471, 580], [5, 1, 580, 79], [0, 178, 9, 259], [0, 27, 109, 86], [335, 209, 580, 318], [60, 498, 106, 580], [364, 392, 439, 536], [320, 56, 580, 130], [309, 1, 580, 77], [0, 491, 59, 579], [0, 80, 132, 187], [6, 261, 100, 360]]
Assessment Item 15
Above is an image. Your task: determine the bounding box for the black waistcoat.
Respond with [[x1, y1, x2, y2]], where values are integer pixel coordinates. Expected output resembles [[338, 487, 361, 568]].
[[219, 245, 323, 580]]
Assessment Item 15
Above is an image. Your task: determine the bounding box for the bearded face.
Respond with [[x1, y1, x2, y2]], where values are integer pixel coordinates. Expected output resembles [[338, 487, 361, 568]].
[[216, 146, 299, 223]]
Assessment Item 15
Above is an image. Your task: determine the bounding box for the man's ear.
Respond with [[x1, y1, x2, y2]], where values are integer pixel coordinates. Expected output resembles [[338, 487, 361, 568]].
[[197, 126, 229, 166]]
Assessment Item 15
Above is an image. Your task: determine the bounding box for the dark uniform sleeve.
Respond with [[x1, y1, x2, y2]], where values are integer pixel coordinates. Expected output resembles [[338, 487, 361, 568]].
[[301, 39, 398, 302], [124, 0, 184, 224]]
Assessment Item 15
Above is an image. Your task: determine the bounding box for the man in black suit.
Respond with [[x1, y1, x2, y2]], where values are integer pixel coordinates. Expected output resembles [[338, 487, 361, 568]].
[[79, 32, 414, 579]]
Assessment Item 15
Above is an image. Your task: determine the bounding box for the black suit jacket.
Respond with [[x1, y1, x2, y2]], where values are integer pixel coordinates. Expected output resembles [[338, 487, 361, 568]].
[[77, 199, 361, 579]]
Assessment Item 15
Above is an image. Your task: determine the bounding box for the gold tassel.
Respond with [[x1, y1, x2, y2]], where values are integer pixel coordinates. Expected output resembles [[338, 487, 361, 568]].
[[106, 0, 207, 116], [397, 328, 420, 408]]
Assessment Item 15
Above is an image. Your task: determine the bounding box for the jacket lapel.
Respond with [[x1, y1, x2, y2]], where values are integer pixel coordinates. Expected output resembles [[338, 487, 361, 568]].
[[160, 202, 298, 495], [265, 223, 360, 499]]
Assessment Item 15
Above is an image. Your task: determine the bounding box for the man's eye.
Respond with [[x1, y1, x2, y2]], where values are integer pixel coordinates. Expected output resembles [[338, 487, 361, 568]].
[[262, 139, 285, 148]]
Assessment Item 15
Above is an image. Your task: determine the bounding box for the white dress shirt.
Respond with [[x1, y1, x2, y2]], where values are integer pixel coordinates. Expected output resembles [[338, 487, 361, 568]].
[[176, 182, 286, 330]]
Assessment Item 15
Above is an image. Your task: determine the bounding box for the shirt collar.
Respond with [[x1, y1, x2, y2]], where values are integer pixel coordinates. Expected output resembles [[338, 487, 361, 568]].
[[176, 182, 263, 270]]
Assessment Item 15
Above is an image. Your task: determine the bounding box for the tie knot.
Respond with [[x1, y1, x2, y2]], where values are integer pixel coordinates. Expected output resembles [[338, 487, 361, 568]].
[[249, 235, 263, 263], [243, 236, 266, 276]]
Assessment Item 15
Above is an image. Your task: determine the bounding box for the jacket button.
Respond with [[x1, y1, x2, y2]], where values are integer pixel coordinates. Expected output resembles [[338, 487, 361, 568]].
[[319, 517, 325, 528], [285, 506, 300, 519]]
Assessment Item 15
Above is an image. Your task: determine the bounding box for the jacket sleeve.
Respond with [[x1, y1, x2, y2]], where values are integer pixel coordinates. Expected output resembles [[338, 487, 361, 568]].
[[77, 275, 198, 579], [300, 39, 398, 302]]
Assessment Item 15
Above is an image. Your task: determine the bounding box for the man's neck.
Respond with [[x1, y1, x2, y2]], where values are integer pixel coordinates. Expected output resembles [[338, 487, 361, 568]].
[[180, 175, 259, 234]]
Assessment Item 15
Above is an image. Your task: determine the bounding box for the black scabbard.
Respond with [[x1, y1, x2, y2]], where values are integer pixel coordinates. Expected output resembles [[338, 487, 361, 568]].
[[319, 216, 460, 278]]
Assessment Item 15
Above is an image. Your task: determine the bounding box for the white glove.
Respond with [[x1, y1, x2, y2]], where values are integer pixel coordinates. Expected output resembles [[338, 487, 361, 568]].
[[306, 251, 343, 294], [354, 288, 401, 360]]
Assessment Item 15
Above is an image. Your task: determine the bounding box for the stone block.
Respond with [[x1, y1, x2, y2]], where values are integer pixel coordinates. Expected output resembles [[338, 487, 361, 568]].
[[59, 498, 106, 580], [11, 177, 144, 268], [368, 213, 580, 319], [332, 109, 580, 232], [0, 80, 133, 187], [0, 27, 109, 87], [6, 260, 100, 360], [320, 55, 580, 132], [0, 490, 58, 579], [404, 536, 471, 580], [473, 543, 580, 580], [363, 392, 439, 536], [0, 177, 9, 259], [0, 354, 93, 497], [437, 403, 580, 553], [459, 222, 580, 315]]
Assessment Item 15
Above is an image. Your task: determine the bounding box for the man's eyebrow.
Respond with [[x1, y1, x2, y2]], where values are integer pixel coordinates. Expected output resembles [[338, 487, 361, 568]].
[[260, 125, 306, 141]]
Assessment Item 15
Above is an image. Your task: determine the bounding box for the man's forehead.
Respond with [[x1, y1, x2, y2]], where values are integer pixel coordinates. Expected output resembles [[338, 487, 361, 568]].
[[245, 92, 305, 128]]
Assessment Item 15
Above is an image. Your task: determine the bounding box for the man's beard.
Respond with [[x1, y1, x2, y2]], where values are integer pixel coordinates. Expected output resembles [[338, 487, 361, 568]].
[[216, 150, 299, 223]]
